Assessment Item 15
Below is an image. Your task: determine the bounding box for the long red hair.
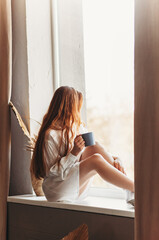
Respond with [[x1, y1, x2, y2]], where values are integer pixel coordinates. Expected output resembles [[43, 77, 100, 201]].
[[30, 86, 83, 179]]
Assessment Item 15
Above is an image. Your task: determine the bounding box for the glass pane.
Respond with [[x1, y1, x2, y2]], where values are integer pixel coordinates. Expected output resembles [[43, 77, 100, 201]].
[[83, 0, 134, 188]]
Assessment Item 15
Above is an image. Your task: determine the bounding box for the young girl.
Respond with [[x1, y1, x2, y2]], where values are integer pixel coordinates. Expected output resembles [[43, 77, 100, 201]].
[[30, 86, 134, 203]]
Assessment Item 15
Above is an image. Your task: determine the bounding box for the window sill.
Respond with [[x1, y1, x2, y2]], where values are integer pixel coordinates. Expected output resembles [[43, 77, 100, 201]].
[[7, 193, 134, 218]]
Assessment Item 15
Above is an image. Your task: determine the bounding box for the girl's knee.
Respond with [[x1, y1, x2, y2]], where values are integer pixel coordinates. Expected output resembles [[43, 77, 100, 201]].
[[80, 153, 104, 171], [87, 142, 101, 153], [92, 153, 102, 158], [91, 153, 104, 166], [91, 141, 104, 152], [95, 141, 105, 151], [92, 153, 111, 170]]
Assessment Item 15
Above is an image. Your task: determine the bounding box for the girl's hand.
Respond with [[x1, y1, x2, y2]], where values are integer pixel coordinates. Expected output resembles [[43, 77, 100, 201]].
[[71, 135, 85, 156], [113, 157, 126, 175]]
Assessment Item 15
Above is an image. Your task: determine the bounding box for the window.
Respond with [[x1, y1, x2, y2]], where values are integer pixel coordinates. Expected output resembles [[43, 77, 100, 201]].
[[83, 0, 134, 189]]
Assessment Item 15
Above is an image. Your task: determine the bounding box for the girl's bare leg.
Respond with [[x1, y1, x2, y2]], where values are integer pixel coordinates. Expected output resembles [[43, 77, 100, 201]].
[[79, 153, 134, 195], [80, 142, 117, 166]]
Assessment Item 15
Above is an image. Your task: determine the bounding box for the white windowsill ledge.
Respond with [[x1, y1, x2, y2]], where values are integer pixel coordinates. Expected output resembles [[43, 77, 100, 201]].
[[7, 194, 134, 218]]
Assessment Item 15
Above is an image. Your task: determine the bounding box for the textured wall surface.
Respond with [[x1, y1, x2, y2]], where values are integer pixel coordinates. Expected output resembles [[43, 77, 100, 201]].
[[10, 0, 54, 195], [57, 0, 86, 122], [26, 0, 54, 136]]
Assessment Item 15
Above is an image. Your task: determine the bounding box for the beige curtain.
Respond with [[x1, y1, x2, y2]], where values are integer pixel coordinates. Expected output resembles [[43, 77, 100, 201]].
[[135, 0, 159, 239], [0, 0, 12, 239]]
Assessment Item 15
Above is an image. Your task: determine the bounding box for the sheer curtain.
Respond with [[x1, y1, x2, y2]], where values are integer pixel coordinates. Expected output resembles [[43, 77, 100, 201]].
[[135, 0, 159, 239], [0, 0, 12, 239]]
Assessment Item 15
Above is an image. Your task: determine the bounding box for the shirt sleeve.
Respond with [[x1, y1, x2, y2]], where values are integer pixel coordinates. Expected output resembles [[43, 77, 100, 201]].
[[44, 131, 77, 180]]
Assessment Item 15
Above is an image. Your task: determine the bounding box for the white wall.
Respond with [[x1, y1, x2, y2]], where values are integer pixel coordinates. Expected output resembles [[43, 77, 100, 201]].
[[26, 0, 54, 136], [25, 0, 86, 132], [57, 0, 86, 122]]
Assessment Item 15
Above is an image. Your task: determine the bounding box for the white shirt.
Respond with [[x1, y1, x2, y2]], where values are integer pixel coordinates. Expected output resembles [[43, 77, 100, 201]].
[[42, 124, 88, 202]]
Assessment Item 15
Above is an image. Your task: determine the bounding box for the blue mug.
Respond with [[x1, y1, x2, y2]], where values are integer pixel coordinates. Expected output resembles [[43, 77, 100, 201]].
[[81, 132, 95, 147]]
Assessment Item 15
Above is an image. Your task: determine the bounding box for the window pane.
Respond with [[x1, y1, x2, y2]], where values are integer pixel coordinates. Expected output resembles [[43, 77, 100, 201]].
[[83, 0, 134, 188]]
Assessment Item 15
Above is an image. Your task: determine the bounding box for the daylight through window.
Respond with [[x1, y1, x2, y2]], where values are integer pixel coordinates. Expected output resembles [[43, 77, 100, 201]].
[[83, 0, 134, 188]]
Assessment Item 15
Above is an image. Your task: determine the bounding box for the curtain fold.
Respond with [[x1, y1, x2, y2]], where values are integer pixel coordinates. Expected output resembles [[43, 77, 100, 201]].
[[135, 0, 159, 239], [0, 0, 12, 239]]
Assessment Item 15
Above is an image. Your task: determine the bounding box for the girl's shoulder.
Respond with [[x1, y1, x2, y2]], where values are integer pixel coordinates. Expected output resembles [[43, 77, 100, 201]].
[[45, 128, 62, 141]]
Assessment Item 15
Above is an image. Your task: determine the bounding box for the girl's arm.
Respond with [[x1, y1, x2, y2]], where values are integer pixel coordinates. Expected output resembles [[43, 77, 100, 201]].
[[44, 131, 78, 180]]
